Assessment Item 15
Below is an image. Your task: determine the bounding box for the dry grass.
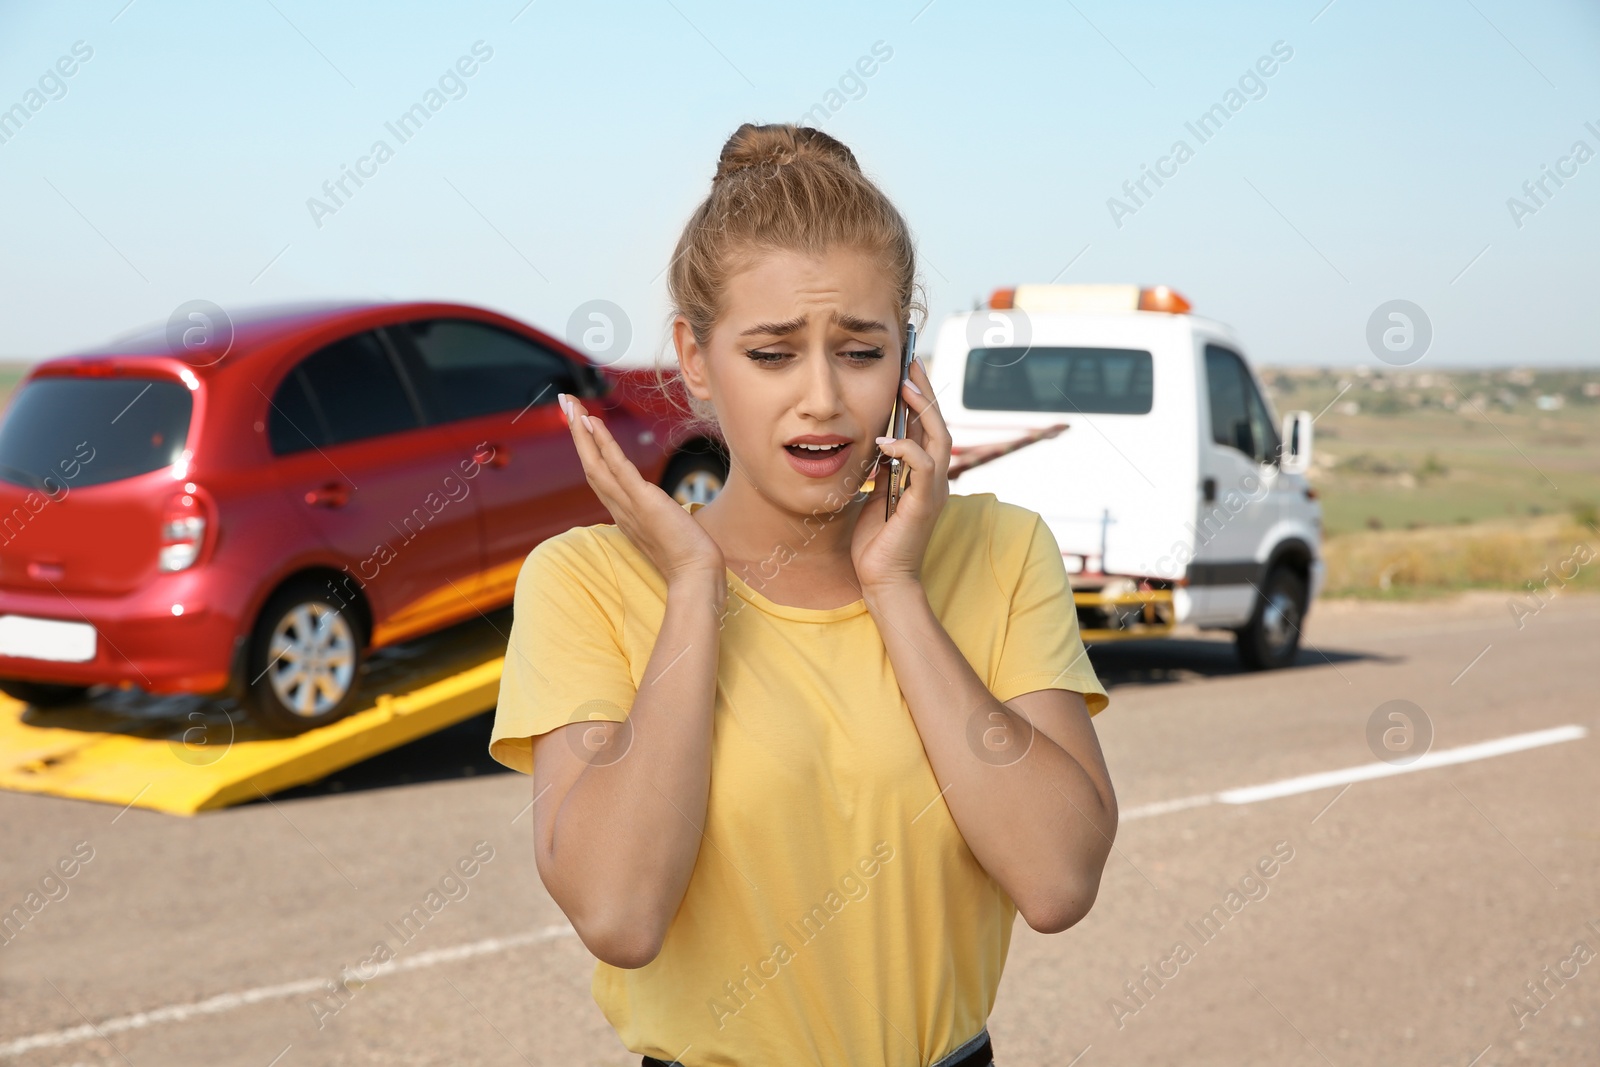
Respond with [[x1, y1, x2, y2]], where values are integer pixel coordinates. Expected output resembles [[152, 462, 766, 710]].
[[1322, 515, 1600, 598]]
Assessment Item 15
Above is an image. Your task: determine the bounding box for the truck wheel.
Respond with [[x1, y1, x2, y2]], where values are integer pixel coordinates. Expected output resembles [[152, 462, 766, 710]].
[[662, 450, 728, 505], [1235, 565, 1307, 671], [244, 583, 364, 734], [0, 680, 92, 707]]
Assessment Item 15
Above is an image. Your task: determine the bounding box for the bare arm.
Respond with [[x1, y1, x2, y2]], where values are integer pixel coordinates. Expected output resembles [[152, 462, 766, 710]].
[[524, 391, 728, 969], [864, 582, 1117, 933], [530, 570, 723, 968]]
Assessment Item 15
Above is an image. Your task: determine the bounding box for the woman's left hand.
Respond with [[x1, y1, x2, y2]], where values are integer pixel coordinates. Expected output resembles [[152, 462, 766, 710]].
[[852, 352, 950, 593]]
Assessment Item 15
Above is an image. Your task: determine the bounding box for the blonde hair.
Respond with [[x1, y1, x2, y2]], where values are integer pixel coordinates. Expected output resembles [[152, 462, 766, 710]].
[[650, 122, 923, 439]]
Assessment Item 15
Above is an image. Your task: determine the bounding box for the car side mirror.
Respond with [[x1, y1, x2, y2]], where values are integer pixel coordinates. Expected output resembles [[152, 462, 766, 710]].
[[574, 361, 610, 399], [1280, 410, 1312, 474]]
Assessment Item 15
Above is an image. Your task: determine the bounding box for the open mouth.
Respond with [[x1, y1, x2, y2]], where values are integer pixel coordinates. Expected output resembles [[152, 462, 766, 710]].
[[783, 439, 854, 478]]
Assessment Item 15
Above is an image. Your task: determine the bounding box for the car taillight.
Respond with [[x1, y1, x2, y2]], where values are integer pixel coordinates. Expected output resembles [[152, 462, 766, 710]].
[[160, 490, 208, 572]]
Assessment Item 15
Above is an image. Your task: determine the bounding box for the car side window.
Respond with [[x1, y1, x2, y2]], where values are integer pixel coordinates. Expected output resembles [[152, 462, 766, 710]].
[[267, 331, 421, 455], [1204, 344, 1275, 464], [267, 366, 324, 455], [392, 319, 578, 421]]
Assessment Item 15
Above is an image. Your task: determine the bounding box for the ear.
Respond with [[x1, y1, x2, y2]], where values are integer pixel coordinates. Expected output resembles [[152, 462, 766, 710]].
[[672, 316, 712, 402]]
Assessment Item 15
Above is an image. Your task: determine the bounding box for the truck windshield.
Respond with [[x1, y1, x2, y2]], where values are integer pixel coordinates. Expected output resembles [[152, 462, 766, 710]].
[[963, 347, 1153, 415], [0, 376, 192, 491]]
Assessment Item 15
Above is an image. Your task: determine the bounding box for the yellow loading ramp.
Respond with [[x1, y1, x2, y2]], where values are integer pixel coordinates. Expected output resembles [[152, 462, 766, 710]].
[[0, 633, 506, 816]]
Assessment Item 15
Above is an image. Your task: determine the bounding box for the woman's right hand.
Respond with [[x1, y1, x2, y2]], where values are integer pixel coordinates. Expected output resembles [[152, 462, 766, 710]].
[[557, 392, 727, 589]]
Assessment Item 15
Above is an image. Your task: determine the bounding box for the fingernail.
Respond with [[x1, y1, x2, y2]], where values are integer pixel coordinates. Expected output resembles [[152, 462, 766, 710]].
[[582, 415, 598, 432], [903, 378, 923, 396], [876, 435, 895, 445], [558, 395, 570, 422], [914, 354, 927, 375]]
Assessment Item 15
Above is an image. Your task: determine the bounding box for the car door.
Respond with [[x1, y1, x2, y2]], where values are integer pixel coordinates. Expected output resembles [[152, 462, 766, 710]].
[[267, 328, 484, 646], [386, 317, 611, 607], [1189, 342, 1281, 625]]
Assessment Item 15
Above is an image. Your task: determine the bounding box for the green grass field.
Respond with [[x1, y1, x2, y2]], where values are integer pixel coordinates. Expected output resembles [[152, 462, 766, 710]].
[[0, 363, 30, 400], [1262, 366, 1600, 538], [1262, 366, 1600, 596]]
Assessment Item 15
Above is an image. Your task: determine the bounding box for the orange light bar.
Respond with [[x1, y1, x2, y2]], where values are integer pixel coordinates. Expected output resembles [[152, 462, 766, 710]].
[[1137, 286, 1192, 313], [988, 287, 1015, 310]]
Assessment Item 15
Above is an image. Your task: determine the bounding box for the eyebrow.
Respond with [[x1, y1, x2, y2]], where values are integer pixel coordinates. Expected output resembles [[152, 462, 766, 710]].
[[738, 311, 892, 338]]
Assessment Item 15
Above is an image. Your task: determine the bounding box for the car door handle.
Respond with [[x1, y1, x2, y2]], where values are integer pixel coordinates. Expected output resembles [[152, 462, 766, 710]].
[[474, 442, 510, 469], [26, 560, 65, 582], [304, 482, 351, 508]]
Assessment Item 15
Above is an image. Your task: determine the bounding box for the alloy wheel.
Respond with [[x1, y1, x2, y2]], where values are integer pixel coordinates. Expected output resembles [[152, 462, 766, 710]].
[[265, 602, 356, 718], [672, 469, 724, 505]]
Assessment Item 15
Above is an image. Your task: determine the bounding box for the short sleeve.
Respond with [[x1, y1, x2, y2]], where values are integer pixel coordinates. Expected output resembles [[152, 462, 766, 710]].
[[989, 509, 1110, 716], [488, 531, 638, 775]]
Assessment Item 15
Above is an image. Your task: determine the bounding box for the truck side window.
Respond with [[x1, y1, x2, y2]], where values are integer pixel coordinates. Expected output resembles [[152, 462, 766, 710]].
[[1243, 365, 1281, 464], [1204, 344, 1277, 464]]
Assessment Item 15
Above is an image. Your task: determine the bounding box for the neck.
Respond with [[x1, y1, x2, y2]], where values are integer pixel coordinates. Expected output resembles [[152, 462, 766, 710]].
[[692, 472, 865, 576]]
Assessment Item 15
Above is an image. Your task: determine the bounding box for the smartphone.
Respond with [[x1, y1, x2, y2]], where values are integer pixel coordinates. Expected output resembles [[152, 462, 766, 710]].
[[885, 319, 917, 521]]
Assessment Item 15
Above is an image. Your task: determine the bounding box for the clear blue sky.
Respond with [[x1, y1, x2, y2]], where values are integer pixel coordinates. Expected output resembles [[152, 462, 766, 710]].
[[2, 0, 1597, 367]]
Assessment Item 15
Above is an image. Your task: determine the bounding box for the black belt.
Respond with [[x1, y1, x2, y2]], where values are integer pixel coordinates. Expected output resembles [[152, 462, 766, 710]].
[[642, 1027, 993, 1067]]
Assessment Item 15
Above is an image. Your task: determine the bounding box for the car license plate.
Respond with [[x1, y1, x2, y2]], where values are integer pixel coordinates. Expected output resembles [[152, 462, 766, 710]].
[[0, 614, 97, 662]]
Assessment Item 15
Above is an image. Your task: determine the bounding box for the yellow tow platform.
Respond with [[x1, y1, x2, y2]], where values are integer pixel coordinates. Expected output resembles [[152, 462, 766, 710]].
[[1076, 588, 1178, 643], [0, 623, 507, 816]]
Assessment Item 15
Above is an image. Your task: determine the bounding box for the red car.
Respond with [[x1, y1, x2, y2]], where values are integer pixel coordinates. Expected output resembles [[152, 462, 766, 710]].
[[0, 301, 727, 732]]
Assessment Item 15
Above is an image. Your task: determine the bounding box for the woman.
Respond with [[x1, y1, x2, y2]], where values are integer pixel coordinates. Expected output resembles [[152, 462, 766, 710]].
[[489, 122, 1116, 1067]]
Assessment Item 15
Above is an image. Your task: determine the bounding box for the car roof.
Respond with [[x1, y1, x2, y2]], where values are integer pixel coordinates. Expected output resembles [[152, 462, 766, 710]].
[[34, 299, 581, 382], [65, 300, 387, 360]]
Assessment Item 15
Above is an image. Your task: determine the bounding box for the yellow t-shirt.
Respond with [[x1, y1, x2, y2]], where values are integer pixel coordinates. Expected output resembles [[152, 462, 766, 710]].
[[489, 491, 1109, 1066]]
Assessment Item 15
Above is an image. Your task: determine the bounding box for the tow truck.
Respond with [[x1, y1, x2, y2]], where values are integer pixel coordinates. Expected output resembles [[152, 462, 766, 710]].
[[933, 283, 1323, 668]]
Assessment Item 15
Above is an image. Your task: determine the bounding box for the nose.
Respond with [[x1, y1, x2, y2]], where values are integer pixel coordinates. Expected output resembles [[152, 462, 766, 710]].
[[792, 347, 846, 421]]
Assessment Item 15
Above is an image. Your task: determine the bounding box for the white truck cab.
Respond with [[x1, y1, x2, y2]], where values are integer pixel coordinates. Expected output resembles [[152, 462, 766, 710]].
[[930, 283, 1323, 669]]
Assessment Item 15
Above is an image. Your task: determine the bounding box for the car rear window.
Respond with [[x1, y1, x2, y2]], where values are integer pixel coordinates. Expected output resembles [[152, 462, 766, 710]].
[[962, 346, 1154, 415], [0, 376, 193, 491]]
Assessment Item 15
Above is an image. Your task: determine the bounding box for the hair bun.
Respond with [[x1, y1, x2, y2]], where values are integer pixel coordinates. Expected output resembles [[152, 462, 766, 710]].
[[714, 122, 859, 181]]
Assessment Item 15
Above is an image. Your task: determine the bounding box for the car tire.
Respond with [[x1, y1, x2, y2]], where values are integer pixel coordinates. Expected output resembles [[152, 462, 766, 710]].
[[1235, 565, 1308, 671], [661, 449, 729, 505], [244, 582, 365, 735], [0, 679, 92, 708]]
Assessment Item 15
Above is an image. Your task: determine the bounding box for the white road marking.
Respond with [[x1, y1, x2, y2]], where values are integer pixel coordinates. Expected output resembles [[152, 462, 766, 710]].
[[1122, 724, 1587, 821], [0, 924, 575, 1057], [1119, 793, 1214, 820], [4, 725, 1589, 1055]]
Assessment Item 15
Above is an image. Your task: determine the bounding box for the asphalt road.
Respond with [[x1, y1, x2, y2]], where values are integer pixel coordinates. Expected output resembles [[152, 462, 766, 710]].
[[2, 589, 1597, 1067]]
